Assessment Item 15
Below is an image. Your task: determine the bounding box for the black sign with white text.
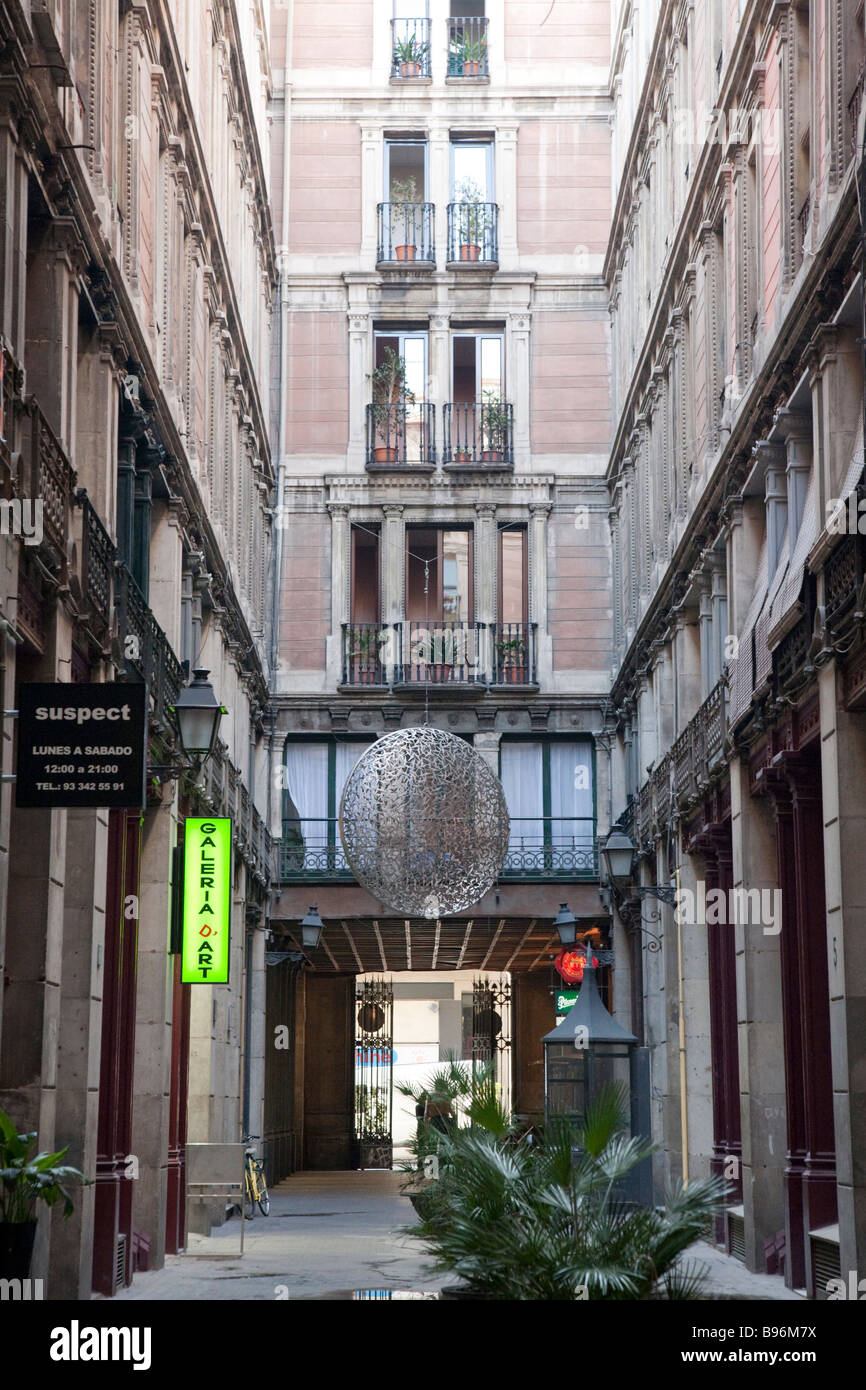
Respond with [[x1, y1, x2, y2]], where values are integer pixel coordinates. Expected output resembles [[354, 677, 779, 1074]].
[[15, 682, 147, 808]]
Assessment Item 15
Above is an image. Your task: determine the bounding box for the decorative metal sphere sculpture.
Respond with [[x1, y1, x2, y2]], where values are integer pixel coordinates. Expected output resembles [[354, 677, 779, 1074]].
[[339, 727, 510, 917]]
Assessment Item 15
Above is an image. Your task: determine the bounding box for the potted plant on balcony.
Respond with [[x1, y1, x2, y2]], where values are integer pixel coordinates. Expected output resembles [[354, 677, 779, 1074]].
[[368, 347, 415, 463], [415, 627, 457, 682], [350, 627, 386, 685], [496, 633, 527, 683], [0, 1108, 84, 1279], [393, 29, 429, 78], [454, 178, 489, 261], [456, 32, 487, 75], [389, 176, 420, 261], [480, 389, 509, 461]]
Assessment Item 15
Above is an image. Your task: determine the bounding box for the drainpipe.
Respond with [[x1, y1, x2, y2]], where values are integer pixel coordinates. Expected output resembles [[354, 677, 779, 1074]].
[[266, 0, 294, 848], [675, 859, 689, 1185]]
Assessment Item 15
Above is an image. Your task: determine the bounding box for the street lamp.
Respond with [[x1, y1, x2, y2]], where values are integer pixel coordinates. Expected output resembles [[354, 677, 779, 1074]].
[[552, 901, 577, 946], [170, 669, 225, 763], [299, 905, 324, 951], [542, 949, 637, 1127], [600, 826, 637, 888]]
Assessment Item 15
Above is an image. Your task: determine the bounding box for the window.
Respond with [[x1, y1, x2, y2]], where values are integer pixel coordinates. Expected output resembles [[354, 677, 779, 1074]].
[[369, 330, 431, 464], [385, 139, 427, 203], [499, 740, 595, 876], [499, 527, 526, 624], [451, 139, 493, 202], [446, 330, 511, 462], [451, 331, 503, 402], [351, 524, 380, 623], [406, 526, 473, 621], [448, 4, 489, 78], [449, 140, 497, 261], [282, 740, 374, 873], [380, 140, 433, 264], [392, 3, 430, 79]]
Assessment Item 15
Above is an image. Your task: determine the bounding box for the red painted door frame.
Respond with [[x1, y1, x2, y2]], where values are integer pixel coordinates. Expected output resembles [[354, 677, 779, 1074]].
[[165, 954, 191, 1254]]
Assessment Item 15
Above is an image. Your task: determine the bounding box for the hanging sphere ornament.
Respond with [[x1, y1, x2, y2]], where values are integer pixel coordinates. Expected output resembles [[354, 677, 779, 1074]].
[[338, 727, 510, 917]]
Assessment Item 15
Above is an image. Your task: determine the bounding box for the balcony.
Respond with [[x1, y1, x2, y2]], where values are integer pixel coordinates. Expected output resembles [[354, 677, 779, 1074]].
[[342, 622, 388, 686], [444, 399, 514, 467], [390, 18, 431, 79], [393, 620, 487, 687], [365, 401, 435, 469], [377, 202, 435, 266], [490, 623, 537, 686], [280, 819, 354, 882], [277, 814, 596, 885], [447, 15, 489, 78], [501, 819, 597, 881], [115, 563, 185, 731], [447, 202, 498, 265]]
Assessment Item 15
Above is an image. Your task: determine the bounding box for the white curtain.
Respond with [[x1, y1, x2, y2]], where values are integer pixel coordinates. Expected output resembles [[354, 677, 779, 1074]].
[[334, 742, 373, 867], [500, 742, 543, 852], [549, 742, 593, 850], [284, 743, 329, 857]]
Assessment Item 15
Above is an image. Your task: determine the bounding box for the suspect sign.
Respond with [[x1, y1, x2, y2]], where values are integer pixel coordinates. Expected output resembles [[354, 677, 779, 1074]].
[[181, 818, 232, 984], [15, 682, 147, 808]]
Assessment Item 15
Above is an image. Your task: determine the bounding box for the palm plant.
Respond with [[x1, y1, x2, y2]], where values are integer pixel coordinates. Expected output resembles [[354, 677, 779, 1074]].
[[404, 1084, 729, 1300], [0, 1109, 84, 1224], [393, 29, 430, 73]]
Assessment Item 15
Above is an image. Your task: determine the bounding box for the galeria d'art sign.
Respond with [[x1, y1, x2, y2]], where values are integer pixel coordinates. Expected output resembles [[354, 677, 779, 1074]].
[[181, 818, 232, 984]]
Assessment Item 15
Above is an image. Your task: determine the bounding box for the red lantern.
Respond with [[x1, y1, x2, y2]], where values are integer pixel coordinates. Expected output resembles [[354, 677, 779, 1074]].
[[554, 949, 599, 984]]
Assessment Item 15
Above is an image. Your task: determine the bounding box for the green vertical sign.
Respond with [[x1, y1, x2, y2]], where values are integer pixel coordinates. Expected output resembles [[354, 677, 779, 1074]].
[[181, 818, 232, 984]]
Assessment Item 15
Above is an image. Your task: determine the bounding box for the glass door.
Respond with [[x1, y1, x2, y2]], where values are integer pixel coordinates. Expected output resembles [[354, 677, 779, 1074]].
[[373, 330, 428, 461], [383, 141, 429, 260], [451, 332, 503, 459]]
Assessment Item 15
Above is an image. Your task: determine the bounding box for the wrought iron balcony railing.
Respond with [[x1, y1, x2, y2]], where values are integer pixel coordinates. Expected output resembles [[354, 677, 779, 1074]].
[[391, 17, 431, 78], [377, 202, 435, 264], [849, 62, 865, 158], [280, 818, 354, 881], [115, 563, 185, 731], [365, 401, 435, 467], [798, 193, 810, 252], [491, 623, 537, 684], [447, 202, 499, 264], [277, 815, 596, 883], [79, 493, 115, 633], [394, 620, 487, 684], [501, 818, 597, 880], [342, 622, 389, 686], [444, 400, 514, 465], [447, 15, 489, 77]]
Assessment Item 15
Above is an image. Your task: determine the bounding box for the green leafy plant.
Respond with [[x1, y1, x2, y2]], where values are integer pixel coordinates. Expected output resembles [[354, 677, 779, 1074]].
[[453, 178, 490, 246], [451, 32, 487, 69], [481, 389, 510, 454], [394, 30, 430, 68], [389, 176, 421, 206], [496, 634, 526, 667], [404, 1083, 729, 1300], [0, 1109, 85, 1224], [413, 628, 459, 668], [351, 628, 387, 660], [356, 1084, 389, 1136], [368, 347, 415, 451], [397, 1056, 505, 1192]]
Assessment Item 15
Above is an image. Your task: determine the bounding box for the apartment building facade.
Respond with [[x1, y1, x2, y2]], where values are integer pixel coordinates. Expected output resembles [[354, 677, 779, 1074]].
[[0, 1, 275, 1297], [604, 0, 866, 1296], [266, 0, 617, 1175]]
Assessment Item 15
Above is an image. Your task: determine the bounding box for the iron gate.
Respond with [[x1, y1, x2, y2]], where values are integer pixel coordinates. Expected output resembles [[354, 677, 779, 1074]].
[[471, 975, 512, 1114], [354, 977, 394, 1169]]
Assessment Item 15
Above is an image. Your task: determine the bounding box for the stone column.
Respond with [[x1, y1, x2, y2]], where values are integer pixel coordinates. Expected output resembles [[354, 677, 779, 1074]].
[[130, 797, 179, 1270], [381, 503, 405, 679], [496, 126, 519, 270], [528, 502, 551, 686], [474, 502, 497, 681], [698, 569, 713, 700], [808, 323, 861, 523], [818, 660, 866, 1291], [49, 808, 110, 1298], [429, 126, 449, 271], [775, 407, 812, 546], [24, 216, 88, 449], [429, 314, 450, 444], [327, 502, 350, 687], [756, 439, 787, 578], [509, 312, 531, 470], [359, 127, 380, 268], [730, 755, 786, 1274], [347, 311, 370, 469], [709, 550, 728, 687], [0, 97, 29, 348]]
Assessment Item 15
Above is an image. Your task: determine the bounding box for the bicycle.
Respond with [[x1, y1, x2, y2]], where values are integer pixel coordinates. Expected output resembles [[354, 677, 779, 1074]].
[[242, 1135, 270, 1218]]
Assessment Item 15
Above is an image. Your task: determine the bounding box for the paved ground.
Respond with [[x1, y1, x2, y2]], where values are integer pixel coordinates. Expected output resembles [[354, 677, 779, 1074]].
[[107, 1170, 802, 1302]]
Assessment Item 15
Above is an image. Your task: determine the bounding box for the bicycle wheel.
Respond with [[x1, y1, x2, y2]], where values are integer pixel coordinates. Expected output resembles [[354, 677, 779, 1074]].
[[253, 1161, 270, 1215]]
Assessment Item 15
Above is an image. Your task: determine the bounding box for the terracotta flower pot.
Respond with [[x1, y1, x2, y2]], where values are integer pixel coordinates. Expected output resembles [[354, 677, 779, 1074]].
[[373, 445, 398, 462], [462, 60, 480, 75], [400, 60, 421, 77], [425, 663, 452, 682], [503, 665, 527, 684], [459, 243, 481, 261], [394, 244, 416, 261], [481, 449, 503, 462]]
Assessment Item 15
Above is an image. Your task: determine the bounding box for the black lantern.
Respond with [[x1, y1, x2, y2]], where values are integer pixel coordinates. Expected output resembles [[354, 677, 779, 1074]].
[[553, 901, 577, 946], [299, 905, 324, 951], [542, 953, 637, 1127], [600, 826, 636, 889], [170, 668, 225, 763]]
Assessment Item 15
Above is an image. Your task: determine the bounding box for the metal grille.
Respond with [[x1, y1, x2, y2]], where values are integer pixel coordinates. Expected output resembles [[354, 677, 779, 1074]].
[[354, 978, 394, 1170], [727, 1211, 745, 1263], [447, 201, 499, 263], [377, 202, 435, 264], [114, 1233, 128, 1292], [471, 976, 512, 1114], [811, 1237, 840, 1299]]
